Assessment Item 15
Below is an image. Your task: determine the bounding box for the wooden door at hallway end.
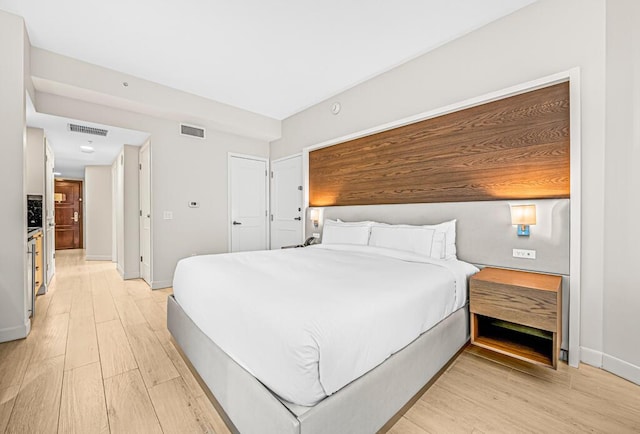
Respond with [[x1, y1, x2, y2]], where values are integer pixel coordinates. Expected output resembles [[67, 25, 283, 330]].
[[55, 180, 83, 250]]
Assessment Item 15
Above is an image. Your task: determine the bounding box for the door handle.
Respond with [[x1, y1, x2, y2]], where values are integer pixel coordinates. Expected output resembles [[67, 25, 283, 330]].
[[294, 217, 302, 221], [72, 211, 78, 223], [232, 221, 242, 225]]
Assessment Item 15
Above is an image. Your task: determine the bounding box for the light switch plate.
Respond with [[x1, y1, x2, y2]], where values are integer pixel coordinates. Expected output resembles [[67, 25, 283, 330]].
[[513, 248, 536, 259], [312, 233, 320, 238], [163, 211, 173, 220]]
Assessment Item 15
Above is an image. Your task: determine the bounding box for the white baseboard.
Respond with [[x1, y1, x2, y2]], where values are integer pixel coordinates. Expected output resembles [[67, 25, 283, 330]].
[[603, 354, 640, 385], [85, 255, 112, 261], [123, 272, 140, 280], [0, 319, 30, 343], [580, 346, 603, 367], [151, 280, 173, 290], [116, 266, 140, 281]]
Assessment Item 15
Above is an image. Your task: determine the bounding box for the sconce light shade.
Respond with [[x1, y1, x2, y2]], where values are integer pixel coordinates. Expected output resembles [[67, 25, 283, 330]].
[[511, 204, 536, 236], [309, 208, 320, 228]]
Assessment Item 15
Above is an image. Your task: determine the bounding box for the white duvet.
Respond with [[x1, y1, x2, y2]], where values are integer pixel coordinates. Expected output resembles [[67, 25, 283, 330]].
[[173, 244, 478, 406]]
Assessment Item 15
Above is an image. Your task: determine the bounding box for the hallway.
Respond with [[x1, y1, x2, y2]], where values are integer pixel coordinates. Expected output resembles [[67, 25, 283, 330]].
[[0, 250, 229, 433]]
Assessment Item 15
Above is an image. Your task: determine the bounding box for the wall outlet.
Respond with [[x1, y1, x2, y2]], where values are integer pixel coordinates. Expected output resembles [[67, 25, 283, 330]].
[[163, 211, 173, 220], [513, 248, 536, 259]]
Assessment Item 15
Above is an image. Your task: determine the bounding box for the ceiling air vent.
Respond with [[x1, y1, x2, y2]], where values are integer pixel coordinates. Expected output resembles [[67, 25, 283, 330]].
[[180, 124, 206, 139], [68, 123, 108, 136]]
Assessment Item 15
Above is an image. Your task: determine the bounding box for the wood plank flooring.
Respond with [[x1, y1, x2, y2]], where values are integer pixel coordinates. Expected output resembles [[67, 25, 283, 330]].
[[0, 250, 638, 433]]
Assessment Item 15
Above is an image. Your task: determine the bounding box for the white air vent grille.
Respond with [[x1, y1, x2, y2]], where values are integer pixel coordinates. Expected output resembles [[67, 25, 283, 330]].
[[180, 124, 205, 139], [68, 123, 108, 136]]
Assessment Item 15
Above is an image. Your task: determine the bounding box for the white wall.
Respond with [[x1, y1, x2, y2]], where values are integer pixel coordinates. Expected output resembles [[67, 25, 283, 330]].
[[271, 0, 607, 364], [26, 127, 44, 195], [0, 10, 29, 342], [84, 165, 112, 260], [602, 0, 640, 383], [114, 146, 140, 279]]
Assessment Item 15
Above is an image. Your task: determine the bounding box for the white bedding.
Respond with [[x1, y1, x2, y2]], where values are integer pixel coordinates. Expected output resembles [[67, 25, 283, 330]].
[[172, 244, 478, 406]]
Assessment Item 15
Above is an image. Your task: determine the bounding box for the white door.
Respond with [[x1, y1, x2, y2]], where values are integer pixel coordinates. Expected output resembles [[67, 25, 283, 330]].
[[139, 141, 151, 285], [45, 140, 55, 283], [270, 155, 303, 249], [229, 155, 268, 252]]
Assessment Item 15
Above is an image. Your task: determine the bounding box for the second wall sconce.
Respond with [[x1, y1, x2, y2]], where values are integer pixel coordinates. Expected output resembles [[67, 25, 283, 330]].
[[511, 204, 536, 236]]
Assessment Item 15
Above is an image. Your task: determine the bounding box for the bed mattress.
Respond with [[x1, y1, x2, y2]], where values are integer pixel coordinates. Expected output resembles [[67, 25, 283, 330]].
[[172, 244, 477, 406]]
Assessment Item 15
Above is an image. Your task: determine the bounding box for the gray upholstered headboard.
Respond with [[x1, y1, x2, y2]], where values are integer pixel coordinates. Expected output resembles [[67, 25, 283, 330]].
[[306, 198, 569, 275]]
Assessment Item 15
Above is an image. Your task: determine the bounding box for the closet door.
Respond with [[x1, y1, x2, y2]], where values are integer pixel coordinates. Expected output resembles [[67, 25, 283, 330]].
[[270, 155, 302, 249]]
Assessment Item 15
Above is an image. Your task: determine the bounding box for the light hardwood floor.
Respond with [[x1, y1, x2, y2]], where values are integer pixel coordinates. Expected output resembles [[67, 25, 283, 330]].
[[1, 250, 638, 433]]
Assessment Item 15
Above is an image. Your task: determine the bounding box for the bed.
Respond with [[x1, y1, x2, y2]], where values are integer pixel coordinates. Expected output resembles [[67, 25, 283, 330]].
[[168, 225, 479, 434]]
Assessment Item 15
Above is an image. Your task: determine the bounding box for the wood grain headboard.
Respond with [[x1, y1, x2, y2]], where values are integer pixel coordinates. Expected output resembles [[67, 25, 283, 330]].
[[309, 82, 570, 207]]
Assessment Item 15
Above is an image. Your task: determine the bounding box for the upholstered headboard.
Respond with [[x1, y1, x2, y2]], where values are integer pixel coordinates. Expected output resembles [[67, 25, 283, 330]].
[[306, 199, 569, 275]]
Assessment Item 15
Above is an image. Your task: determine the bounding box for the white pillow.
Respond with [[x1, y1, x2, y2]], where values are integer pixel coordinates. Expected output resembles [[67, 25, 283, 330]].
[[369, 224, 436, 257], [322, 219, 372, 245], [423, 219, 457, 259], [336, 219, 376, 226]]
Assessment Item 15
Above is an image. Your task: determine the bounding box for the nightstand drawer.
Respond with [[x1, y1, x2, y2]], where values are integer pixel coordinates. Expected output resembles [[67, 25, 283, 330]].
[[470, 279, 558, 332]]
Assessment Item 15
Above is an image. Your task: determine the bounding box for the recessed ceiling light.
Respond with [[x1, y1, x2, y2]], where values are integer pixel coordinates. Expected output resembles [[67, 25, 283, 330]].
[[80, 145, 95, 153], [53, 172, 62, 176]]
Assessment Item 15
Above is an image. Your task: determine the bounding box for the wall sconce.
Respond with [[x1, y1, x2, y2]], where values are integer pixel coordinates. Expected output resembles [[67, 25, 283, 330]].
[[511, 204, 536, 236], [309, 208, 319, 228]]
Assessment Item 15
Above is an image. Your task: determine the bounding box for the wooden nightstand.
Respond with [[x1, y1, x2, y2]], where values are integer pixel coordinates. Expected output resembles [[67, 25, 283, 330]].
[[469, 267, 562, 369]]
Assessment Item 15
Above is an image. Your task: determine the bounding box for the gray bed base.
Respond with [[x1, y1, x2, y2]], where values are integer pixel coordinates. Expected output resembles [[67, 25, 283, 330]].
[[167, 294, 469, 434]]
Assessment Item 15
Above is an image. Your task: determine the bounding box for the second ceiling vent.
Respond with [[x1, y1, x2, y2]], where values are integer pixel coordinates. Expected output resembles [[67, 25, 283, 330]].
[[180, 124, 206, 139]]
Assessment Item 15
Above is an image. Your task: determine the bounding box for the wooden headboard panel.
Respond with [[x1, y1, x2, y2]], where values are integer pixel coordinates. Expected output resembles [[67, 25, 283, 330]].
[[309, 82, 570, 207]]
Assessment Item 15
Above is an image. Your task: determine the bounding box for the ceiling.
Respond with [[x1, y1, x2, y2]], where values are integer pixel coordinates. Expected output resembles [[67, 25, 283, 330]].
[[26, 95, 150, 179], [3, 0, 536, 120]]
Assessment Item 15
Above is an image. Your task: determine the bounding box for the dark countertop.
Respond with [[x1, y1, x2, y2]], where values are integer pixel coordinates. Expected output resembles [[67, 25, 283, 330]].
[[28, 227, 43, 239]]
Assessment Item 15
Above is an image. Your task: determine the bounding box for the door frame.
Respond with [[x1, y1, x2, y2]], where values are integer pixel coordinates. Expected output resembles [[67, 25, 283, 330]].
[[44, 139, 55, 284], [270, 153, 303, 249], [138, 140, 152, 286], [54, 178, 84, 249], [227, 153, 269, 253]]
